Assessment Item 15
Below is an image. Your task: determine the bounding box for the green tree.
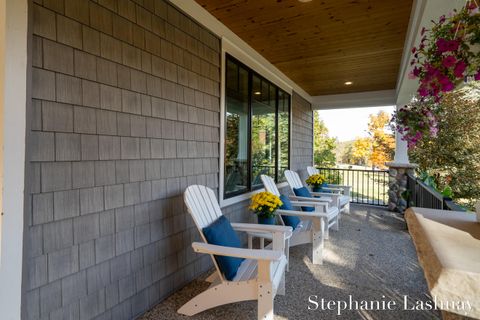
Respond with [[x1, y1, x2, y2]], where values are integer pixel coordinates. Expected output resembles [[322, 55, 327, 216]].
[[410, 83, 480, 208], [313, 112, 337, 167], [340, 141, 355, 164]]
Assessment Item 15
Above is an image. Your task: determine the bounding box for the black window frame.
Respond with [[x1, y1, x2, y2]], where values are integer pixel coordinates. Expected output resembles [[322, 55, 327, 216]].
[[224, 54, 291, 199]]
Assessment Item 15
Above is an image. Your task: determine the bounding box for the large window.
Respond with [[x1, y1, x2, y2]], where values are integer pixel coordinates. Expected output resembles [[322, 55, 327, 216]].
[[224, 55, 290, 199]]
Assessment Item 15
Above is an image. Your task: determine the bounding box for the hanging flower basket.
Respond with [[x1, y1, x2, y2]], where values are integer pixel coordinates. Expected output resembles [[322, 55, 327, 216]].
[[391, 99, 439, 149], [410, 1, 480, 101]]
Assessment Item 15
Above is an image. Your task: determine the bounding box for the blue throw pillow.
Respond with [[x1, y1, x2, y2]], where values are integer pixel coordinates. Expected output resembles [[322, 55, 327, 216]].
[[279, 195, 301, 229], [202, 216, 244, 281], [293, 187, 315, 212]]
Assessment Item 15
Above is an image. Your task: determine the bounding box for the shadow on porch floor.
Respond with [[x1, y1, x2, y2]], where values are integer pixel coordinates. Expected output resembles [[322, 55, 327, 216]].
[[140, 204, 440, 320]]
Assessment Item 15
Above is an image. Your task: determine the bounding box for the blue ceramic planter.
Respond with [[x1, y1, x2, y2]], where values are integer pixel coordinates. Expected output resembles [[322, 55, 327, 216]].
[[313, 183, 331, 193], [257, 216, 276, 225]]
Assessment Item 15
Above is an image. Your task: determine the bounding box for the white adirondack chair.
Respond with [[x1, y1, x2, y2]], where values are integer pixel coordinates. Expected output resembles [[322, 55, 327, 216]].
[[307, 166, 352, 198], [179, 185, 292, 320], [260, 175, 339, 264], [289, 169, 350, 214]]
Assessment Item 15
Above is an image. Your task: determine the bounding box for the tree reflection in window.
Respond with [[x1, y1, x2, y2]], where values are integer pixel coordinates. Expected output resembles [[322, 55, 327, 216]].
[[224, 55, 290, 198]]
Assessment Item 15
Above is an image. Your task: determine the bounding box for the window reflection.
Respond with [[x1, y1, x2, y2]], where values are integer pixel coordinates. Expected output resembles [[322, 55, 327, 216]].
[[224, 60, 249, 197], [224, 55, 290, 198], [278, 91, 290, 182], [252, 75, 276, 188]]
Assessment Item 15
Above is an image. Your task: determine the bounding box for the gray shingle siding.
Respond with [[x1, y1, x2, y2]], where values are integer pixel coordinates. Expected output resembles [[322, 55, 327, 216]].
[[24, 1, 313, 319], [25, 0, 220, 319], [291, 92, 314, 181]]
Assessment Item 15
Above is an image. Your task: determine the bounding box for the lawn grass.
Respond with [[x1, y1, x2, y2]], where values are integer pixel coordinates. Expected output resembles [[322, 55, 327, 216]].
[[318, 168, 389, 206]]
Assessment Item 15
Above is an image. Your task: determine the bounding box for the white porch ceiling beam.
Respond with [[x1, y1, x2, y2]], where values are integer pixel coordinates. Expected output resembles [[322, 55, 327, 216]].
[[311, 89, 396, 110]]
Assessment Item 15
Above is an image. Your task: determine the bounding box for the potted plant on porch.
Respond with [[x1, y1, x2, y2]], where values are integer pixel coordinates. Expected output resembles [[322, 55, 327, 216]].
[[305, 173, 327, 192], [249, 191, 283, 225]]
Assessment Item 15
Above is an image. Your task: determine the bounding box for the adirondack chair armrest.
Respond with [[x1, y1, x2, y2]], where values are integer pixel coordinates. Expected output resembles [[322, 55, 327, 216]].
[[192, 242, 283, 261], [276, 208, 331, 218], [317, 187, 342, 194], [230, 223, 292, 236], [328, 184, 351, 190], [287, 201, 330, 212], [309, 191, 340, 198], [326, 185, 351, 195], [288, 200, 327, 208], [290, 195, 332, 203]]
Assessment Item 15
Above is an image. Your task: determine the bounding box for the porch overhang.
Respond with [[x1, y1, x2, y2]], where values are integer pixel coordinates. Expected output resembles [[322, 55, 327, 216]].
[[311, 89, 396, 110]]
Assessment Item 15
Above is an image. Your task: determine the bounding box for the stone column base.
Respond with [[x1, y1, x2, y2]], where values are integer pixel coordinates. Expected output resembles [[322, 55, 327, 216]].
[[385, 162, 417, 213]]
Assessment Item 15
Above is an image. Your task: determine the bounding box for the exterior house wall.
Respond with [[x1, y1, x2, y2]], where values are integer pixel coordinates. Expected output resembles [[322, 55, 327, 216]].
[[24, 1, 222, 319], [23, 1, 313, 319], [291, 92, 314, 181]]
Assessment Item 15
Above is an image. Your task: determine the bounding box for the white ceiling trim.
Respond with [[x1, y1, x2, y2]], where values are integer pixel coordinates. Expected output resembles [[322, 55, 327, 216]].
[[311, 90, 396, 110], [168, 0, 312, 103]]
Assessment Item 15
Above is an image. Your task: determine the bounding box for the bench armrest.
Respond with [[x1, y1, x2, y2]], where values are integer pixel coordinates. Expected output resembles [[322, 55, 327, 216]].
[[192, 242, 283, 261]]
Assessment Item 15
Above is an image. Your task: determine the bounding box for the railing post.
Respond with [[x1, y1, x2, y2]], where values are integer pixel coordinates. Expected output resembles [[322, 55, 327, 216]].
[[385, 162, 417, 214]]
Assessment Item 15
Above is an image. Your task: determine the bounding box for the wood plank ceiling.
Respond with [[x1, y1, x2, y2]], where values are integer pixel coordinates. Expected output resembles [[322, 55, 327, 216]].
[[195, 0, 413, 96]]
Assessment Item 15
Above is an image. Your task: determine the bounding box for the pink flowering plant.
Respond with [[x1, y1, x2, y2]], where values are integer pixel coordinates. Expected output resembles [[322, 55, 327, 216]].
[[410, 1, 480, 100], [391, 99, 439, 149]]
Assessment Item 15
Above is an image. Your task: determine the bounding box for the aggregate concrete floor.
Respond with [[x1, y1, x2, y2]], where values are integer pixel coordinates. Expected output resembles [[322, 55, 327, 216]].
[[140, 204, 441, 320]]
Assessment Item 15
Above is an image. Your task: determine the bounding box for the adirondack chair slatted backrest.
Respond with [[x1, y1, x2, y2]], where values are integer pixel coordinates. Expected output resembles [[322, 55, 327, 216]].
[[260, 175, 280, 196], [184, 185, 223, 238], [184, 185, 231, 282], [307, 166, 319, 176], [284, 170, 304, 189]]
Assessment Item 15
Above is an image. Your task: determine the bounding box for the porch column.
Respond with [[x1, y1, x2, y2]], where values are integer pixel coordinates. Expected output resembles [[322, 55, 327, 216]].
[[393, 120, 409, 164], [0, 0, 28, 319], [386, 104, 416, 213]]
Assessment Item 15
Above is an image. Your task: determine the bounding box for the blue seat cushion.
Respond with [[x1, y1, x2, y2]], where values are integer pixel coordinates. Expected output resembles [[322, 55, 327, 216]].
[[279, 195, 301, 229], [202, 216, 244, 281], [293, 187, 315, 212]]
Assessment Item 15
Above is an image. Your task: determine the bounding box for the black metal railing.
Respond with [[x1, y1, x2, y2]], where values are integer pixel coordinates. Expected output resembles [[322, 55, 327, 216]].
[[406, 173, 444, 209], [316, 167, 389, 206], [405, 173, 467, 211]]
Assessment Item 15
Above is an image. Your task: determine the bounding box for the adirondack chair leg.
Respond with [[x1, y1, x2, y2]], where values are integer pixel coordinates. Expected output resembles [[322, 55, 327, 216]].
[[323, 217, 329, 240], [205, 272, 219, 283], [285, 238, 290, 272], [333, 214, 339, 231], [248, 234, 253, 249], [178, 282, 256, 316], [311, 218, 325, 265], [257, 282, 274, 320], [344, 202, 350, 214], [257, 260, 275, 320], [276, 271, 286, 296]]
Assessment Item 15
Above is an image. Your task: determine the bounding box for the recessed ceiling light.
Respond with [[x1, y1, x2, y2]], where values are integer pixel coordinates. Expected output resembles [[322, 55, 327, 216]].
[[254, 91, 261, 95], [344, 81, 353, 85]]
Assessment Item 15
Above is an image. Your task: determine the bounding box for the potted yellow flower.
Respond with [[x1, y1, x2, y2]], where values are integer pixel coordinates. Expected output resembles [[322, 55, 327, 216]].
[[249, 192, 283, 225], [306, 174, 327, 192]]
